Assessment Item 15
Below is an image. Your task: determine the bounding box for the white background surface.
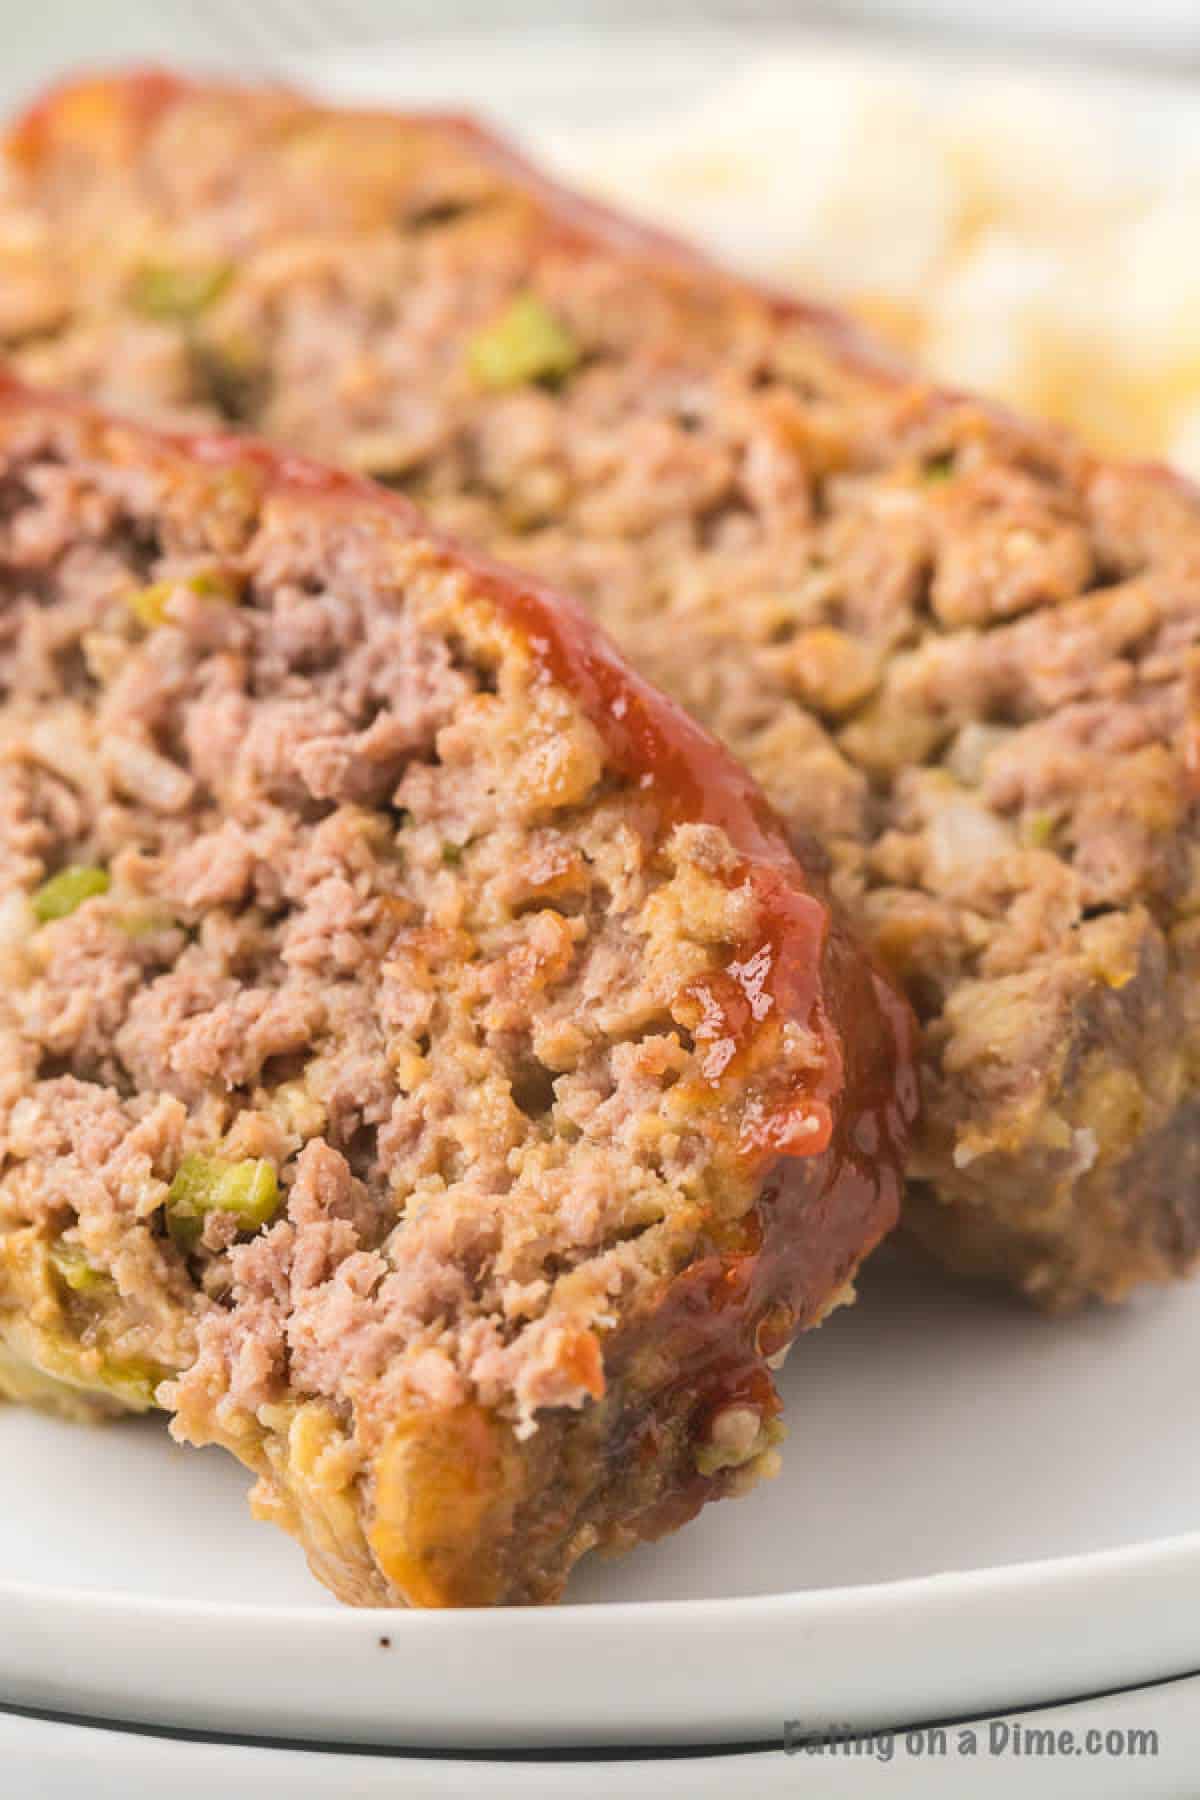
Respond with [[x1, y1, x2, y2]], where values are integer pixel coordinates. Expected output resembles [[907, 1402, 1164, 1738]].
[[2, 0, 1200, 124]]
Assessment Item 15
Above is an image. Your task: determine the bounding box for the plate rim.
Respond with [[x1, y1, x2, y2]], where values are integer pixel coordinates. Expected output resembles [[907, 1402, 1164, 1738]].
[[4, 27, 1200, 1753], [4, 1526, 1200, 1747]]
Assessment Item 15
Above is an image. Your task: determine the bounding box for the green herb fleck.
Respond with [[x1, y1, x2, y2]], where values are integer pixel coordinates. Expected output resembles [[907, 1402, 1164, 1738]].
[[48, 1241, 111, 1294], [186, 568, 240, 602], [127, 581, 172, 628], [117, 903, 177, 940], [166, 1154, 280, 1251], [97, 1353, 169, 1410], [131, 260, 233, 321], [127, 569, 239, 628], [467, 293, 580, 391], [31, 865, 109, 923]]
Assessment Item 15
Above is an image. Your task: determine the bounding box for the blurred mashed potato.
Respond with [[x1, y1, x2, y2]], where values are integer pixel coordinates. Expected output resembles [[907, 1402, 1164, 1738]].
[[538, 51, 1200, 473]]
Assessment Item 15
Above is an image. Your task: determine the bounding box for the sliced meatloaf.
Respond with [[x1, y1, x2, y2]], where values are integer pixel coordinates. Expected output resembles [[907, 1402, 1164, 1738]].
[[3, 74, 1198, 1308], [0, 376, 911, 1604]]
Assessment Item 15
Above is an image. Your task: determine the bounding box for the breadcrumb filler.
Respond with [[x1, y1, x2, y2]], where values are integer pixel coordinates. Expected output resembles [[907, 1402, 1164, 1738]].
[[0, 385, 910, 1605], [4, 72, 1198, 1307]]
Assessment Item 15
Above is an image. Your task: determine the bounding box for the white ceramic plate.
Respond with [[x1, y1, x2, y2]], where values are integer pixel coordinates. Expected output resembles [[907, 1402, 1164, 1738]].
[[2, 1253, 1199, 1747], [4, 30, 1200, 1754]]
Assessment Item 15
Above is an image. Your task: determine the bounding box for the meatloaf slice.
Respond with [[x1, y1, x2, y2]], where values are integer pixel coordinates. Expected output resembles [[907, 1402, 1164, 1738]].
[[3, 69, 1195, 1307], [0, 376, 911, 1605]]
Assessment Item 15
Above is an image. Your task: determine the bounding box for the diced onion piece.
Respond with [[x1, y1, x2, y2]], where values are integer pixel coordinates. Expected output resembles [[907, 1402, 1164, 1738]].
[[101, 736, 194, 814]]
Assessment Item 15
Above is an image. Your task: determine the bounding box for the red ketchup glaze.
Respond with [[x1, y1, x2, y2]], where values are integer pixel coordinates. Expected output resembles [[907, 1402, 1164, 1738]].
[[139, 408, 917, 1497], [0, 364, 880, 1120], [2, 64, 915, 1158], [0, 371, 917, 1496], [4, 66, 907, 383], [0, 71, 921, 1517], [7, 67, 187, 168]]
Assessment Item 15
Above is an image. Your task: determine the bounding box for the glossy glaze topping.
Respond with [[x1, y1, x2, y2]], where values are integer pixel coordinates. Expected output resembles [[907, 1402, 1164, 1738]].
[[0, 373, 914, 1194]]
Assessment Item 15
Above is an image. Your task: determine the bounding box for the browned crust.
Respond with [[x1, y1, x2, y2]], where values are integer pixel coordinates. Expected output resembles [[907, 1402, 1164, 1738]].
[[15, 66, 1200, 1323], [6, 66, 904, 378], [11, 66, 1194, 694], [0, 374, 914, 1603]]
